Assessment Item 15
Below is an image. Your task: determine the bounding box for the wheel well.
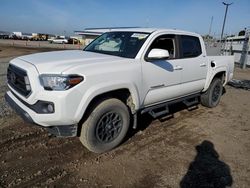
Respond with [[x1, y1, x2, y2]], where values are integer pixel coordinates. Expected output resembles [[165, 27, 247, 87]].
[[77, 89, 133, 135], [91, 89, 131, 105], [213, 71, 226, 84]]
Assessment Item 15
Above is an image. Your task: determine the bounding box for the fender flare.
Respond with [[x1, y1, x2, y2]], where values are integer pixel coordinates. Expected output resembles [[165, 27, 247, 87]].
[[74, 81, 140, 122], [203, 66, 227, 91]]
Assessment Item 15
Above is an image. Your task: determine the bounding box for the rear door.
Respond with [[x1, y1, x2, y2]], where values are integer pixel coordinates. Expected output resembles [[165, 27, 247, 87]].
[[178, 35, 208, 95]]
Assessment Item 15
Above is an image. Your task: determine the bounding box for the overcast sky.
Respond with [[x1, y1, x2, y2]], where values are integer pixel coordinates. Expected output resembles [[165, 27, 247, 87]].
[[0, 0, 249, 37]]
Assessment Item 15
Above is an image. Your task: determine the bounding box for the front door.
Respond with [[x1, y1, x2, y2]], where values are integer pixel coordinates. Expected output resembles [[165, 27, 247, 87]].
[[142, 34, 183, 106]]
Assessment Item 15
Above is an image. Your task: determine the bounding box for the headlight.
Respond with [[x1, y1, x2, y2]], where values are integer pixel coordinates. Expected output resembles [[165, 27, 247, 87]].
[[40, 74, 83, 91]]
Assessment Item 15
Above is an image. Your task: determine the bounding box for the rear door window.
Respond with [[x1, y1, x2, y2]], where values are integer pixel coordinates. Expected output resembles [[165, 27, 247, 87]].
[[180, 35, 202, 58]]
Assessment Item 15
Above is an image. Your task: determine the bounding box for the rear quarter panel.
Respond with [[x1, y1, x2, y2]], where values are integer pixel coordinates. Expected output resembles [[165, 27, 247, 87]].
[[203, 55, 234, 91]]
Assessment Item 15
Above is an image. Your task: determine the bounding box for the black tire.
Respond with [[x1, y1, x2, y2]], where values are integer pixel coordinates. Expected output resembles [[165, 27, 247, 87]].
[[79, 98, 130, 153], [201, 78, 223, 108]]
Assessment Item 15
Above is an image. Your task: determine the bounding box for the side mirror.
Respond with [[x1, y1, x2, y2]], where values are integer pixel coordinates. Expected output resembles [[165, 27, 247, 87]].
[[147, 48, 169, 60]]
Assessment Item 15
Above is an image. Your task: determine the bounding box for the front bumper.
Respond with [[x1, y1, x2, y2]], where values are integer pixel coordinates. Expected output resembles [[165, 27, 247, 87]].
[[5, 92, 35, 124], [5, 92, 78, 137]]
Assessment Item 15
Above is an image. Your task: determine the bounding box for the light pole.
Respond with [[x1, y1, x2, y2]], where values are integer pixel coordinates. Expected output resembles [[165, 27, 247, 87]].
[[220, 2, 233, 42], [208, 16, 213, 37]]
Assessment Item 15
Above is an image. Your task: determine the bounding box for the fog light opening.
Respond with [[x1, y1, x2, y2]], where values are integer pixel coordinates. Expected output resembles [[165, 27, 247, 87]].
[[47, 104, 54, 113]]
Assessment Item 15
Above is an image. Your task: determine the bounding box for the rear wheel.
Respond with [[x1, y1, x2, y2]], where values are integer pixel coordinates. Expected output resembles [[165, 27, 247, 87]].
[[201, 78, 223, 108], [79, 98, 130, 153]]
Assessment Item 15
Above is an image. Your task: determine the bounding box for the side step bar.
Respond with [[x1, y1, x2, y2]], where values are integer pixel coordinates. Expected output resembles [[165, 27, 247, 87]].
[[141, 93, 200, 118], [148, 104, 169, 118], [183, 97, 199, 107]]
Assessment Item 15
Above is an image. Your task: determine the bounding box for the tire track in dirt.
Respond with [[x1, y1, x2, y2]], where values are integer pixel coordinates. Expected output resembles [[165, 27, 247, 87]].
[[0, 117, 95, 188], [2, 166, 68, 188], [0, 130, 45, 148]]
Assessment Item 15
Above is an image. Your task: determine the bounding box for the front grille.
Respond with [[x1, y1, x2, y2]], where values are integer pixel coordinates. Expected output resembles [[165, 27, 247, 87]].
[[7, 64, 32, 97]]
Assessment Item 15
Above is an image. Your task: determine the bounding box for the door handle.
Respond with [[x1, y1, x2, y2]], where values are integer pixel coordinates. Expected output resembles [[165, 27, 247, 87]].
[[173, 66, 183, 70], [200, 63, 206, 67]]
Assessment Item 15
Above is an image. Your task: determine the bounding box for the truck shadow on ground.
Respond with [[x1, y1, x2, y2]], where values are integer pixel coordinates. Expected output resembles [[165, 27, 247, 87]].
[[125, 101, 198, 141], [180, 140, 233, 188]]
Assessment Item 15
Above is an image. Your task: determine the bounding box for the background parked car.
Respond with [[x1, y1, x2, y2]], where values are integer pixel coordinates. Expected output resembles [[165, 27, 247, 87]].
[[68, 38, 80, 44], [0, 34, 9, 39], [50, 37, 68, 44]]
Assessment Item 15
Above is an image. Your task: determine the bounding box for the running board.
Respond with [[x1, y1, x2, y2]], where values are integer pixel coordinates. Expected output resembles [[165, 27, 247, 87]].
[[148, 104, 169, 118], [141, 93, 200, 118], [183, 97, 199, 107]]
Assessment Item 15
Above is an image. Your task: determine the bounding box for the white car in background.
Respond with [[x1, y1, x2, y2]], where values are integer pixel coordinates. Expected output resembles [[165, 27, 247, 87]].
[[50, 37, 68, 44]]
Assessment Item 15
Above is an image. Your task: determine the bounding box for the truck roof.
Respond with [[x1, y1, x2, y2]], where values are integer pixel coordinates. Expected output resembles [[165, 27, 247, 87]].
[[75, 27, 200, 37], [108, 27, 200, 37]]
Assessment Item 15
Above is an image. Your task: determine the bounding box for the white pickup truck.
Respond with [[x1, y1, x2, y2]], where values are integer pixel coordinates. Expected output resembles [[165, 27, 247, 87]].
[[5, 28, 234, 153]]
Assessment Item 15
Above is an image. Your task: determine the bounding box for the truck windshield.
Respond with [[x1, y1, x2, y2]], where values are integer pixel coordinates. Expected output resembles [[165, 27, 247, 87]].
[[84, 32, 149, 58]]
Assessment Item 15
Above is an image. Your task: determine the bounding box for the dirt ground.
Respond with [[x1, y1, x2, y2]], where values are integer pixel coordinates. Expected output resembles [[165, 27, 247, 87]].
[[0, 45, 249, 188]]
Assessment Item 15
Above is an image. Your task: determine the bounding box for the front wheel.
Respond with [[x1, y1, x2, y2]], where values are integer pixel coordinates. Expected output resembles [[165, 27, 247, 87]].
[[201, 78, 223, 108], [79, 98, 130, 153]]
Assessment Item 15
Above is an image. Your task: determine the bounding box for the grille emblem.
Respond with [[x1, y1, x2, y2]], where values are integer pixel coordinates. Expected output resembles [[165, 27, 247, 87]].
[[8, 65, 31, 97], [10, 72, 17, 84]]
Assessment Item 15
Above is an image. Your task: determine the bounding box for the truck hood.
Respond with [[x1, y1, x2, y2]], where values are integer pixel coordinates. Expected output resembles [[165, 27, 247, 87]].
[[17, 50, 123, 73]]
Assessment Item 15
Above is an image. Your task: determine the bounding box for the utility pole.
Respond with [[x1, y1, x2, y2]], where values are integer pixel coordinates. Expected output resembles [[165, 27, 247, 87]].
[[220, 2, 233, 42], [208, 16, 213, 37], [207, 16, 214, 46]]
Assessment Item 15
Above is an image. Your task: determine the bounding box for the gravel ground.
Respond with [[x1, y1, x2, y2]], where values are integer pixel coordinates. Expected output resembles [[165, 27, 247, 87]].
[[0, 58, 12, 119], [0, 45, 250, 188]]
